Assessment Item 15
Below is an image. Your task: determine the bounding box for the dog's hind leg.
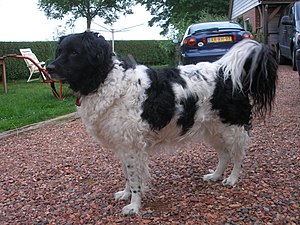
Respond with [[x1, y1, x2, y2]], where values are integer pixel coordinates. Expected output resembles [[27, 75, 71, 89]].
[[203, 138, 231, 182], [222, 143, 247, 186], [203, 126, 249, 186], [222, 127, 249, 186], [203, 147, 230, 182]]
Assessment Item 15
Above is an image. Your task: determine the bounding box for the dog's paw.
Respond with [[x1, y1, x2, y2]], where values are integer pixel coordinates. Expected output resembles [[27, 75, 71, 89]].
[[203, 173, 221, 182], [121, 203, 140, 216], [114, 190, 131, 201], [222, 176, 238, 186]]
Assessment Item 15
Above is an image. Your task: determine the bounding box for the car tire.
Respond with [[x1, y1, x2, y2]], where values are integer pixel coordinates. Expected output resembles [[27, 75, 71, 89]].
[[292, 48, 297, 71], [277, 46, 286, 65]]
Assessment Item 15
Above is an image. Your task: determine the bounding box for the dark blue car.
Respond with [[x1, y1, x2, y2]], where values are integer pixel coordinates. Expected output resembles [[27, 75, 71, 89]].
[[179, 21, 253, 65], [277, 2, 300, 71]]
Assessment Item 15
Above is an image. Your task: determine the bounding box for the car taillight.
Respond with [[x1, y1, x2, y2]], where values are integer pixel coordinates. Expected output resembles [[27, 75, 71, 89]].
[[243, 33, 254, 39], [184, 37, 197, 46], [233, 34, 237, 42]]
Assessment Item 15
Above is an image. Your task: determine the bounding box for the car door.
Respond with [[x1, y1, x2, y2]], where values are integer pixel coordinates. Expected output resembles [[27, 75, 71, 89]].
[[279, 4, 294, 58], [287, 4, 296, 59]]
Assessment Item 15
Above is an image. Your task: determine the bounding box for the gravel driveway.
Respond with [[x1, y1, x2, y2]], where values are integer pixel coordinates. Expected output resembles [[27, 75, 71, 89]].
[[0, 65, 299, 224]]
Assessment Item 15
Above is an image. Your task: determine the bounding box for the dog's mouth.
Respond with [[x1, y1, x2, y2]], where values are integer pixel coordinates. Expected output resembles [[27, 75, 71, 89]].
[[46, 64, 62, 81], [47, 72, 57, 80], [47, 72, 66, 83]]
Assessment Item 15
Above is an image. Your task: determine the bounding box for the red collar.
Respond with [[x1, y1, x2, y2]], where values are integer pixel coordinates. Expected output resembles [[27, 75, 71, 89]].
[[76, 97, 81, 106]]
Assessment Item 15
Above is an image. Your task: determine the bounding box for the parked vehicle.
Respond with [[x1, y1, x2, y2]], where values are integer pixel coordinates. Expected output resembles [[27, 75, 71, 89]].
[[295, 49, 300, 75], [178, 21, 253, 65], [277, 1, 300, 71]]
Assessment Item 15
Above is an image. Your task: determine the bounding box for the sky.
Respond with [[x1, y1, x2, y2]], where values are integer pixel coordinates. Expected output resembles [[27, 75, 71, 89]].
[[0, 0, 167, 41]]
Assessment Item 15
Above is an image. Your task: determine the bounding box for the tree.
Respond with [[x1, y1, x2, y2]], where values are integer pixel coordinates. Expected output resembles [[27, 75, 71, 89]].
[[136, 0, 229, 37], [38, 0, 134, 31]]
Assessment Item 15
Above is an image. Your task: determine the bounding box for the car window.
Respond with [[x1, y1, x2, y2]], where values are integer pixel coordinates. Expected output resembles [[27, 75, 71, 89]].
[[189, 23, 243, 35], [291, 4, 295, 21], [295, 2, 300, 20]]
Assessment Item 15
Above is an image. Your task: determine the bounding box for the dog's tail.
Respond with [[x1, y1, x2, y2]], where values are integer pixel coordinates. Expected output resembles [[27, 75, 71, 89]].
[[215, 39, 278, 118]]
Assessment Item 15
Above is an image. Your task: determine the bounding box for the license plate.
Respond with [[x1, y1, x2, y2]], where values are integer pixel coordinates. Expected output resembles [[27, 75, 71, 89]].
[[208, 36, 232, 43]]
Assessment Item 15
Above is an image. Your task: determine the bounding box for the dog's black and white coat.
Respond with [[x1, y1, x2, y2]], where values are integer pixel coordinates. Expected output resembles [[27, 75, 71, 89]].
[[47, 32, 278, 215]]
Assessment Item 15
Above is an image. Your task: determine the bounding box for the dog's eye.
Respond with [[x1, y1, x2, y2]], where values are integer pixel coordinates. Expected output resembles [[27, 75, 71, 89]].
[[70, 51, 78, 56]]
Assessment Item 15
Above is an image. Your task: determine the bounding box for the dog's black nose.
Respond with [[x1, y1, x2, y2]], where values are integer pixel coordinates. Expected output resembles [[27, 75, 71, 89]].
[[46, 64, 56, 74]]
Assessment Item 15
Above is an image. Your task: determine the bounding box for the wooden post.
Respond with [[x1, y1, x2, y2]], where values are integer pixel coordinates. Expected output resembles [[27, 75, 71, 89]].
[[263, 4, 269, 44], [0, 58, 7, 94]]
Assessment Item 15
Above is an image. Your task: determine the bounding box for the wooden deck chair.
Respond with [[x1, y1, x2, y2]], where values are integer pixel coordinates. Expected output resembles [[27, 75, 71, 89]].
[[19, 48, 46, 82]]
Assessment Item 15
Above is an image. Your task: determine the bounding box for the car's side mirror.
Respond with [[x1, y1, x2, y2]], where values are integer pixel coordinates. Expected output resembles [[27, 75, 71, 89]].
[[281, 15, 295, 26]]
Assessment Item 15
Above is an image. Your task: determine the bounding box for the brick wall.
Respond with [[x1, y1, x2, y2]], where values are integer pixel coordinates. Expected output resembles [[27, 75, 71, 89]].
[[243, 8, 260, 32]]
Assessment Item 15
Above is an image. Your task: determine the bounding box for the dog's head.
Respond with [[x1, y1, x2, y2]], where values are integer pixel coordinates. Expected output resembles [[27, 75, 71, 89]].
[[47, 31, 113, 95]]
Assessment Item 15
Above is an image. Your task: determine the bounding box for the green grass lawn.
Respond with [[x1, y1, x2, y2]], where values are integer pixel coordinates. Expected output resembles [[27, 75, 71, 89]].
[[0, 65, 169, 132], [0, 80, 76, 132]]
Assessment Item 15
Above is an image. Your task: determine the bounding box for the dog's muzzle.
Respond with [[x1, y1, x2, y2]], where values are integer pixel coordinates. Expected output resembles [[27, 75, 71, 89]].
[[46, 64, 55, 77], [46, 64, 60, 80]]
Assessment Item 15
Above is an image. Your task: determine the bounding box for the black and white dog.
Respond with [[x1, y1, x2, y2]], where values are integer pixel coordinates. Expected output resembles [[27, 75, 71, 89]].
[[47, 32, 277, 215]]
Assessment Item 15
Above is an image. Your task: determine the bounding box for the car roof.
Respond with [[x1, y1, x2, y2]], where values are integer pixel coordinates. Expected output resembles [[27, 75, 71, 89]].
[[188, 21, 243, 35]]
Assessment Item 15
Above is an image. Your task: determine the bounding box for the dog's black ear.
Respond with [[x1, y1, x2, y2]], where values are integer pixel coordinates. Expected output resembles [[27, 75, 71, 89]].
[[54, 35, 69, 58], [58, 35, 67, 44], [77, 32, 113, 94], [82, 32, 112, 68]]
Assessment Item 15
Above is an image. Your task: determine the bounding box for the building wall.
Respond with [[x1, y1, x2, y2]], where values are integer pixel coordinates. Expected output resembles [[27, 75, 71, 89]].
[[243, 8, 260, 32], [231, 0, 260, 19], [230, 0, 298, 45], [261, 0, 298, 3]]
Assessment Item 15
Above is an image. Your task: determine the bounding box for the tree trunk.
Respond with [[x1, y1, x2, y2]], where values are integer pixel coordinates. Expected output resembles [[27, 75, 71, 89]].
[[87, 14, 92, 31]]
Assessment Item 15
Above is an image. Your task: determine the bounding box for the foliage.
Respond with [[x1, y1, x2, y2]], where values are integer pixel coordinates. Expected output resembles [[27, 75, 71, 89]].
[[0, 40, 171, 80], [136, 0, 229, 37], [0, 80, 75, 132], [114, 40, 170, 66], [237, 16, 252, 33], [0, 41, 57, 80], [171, 10, 228, 40], [38, 0, 134, 30]]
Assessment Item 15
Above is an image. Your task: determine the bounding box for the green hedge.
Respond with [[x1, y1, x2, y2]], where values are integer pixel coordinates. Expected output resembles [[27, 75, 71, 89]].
[[114, 40, 170, 66], [0, 40, 176, 80], [0, 42, 57, 80]]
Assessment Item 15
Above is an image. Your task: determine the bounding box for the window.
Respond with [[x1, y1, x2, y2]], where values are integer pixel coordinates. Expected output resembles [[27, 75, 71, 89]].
[[244, 18, 252, 32]]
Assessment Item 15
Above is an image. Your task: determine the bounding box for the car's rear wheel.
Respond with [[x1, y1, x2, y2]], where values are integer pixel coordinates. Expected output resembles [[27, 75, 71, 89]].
[[292, 48, 297, 71], [277, 46, 286, 65]]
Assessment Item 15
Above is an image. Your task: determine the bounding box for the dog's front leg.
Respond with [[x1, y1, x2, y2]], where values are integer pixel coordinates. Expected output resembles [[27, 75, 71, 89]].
[[115, 163, 131, 200], [117, 154, 144, 216]]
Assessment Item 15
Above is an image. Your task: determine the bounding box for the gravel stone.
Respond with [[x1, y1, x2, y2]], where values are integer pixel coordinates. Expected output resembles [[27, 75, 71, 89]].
[[0, 65, 299, 224]]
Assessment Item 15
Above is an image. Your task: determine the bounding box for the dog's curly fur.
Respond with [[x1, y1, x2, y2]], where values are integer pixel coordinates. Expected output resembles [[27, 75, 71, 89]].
[[47, 31, 278, 215]]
